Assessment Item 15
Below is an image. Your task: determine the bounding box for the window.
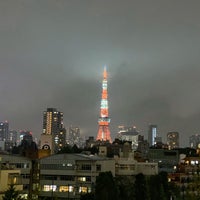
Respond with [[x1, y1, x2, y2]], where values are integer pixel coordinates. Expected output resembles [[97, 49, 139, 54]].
[[86, 176, 91, 181], [8, 173, 20, 185], [81, 164, 91, 171], [119, 165, 128, 170], [79, 186, 88, 193], [24, 163, 29, 168], [129, 165, 135, 170], [96, 164, 101, 171], [43, 185, 57, 192], [41, 175, 57, 180], [59, 185, 74, 192], [78, 177, 86, 182], [60, 175, 74, 181], [77, 176, 91, 182], [21, 174, 30, 179], [41, 164, 74, 170]]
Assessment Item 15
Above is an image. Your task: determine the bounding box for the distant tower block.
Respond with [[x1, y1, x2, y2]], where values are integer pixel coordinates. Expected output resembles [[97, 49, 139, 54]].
[[96, 66, 112, 143]]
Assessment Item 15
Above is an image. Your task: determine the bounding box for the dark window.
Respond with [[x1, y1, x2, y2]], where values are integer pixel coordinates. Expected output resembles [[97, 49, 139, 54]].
[[164, 151, 177, 156], [60, 175, 75, 181], [96, 164, 101, 171], [40, 175, 57, 180], [21, 174, 30, 179], [81, 164, 91, 171]]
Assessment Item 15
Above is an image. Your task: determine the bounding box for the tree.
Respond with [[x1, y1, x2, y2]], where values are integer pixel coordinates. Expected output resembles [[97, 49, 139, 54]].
[[80, 193, 95, 200], [168, 182, 181, 200], [134, 173, 148, 200], [3, 184, 23, 200], [148, 174, 168, 200], [115, 176, 135, 200], [159, 171, 169, 198], [95, 171, 119, 200]]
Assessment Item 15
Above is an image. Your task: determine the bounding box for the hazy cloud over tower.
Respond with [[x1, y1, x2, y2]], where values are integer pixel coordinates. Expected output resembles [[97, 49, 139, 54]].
[[1, 0, 200, 147]]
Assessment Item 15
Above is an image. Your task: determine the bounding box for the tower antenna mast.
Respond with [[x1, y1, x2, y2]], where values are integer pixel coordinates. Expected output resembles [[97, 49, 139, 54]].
[[96, 66, 112, 143]]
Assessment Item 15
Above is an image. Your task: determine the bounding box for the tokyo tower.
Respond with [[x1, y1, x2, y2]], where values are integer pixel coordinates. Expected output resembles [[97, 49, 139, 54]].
[[96, 66, 112, 143]]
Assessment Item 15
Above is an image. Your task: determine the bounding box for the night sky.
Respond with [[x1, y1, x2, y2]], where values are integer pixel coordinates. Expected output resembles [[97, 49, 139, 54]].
[[1, 0, 200, 147]]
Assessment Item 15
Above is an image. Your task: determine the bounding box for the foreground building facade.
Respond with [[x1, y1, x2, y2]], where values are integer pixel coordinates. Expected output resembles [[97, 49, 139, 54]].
[[0, 155, 32, 199], [39, 153, 115, 199], [115, 152, 158, 176]]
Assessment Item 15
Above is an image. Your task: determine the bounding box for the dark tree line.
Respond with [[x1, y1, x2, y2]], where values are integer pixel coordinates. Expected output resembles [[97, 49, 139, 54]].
[[57, 144, 99, 154], [3, 184, 24, 200], [81, 171, 181, 200]]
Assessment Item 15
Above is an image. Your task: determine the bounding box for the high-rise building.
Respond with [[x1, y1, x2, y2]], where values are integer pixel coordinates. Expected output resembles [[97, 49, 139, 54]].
[[148, 124, 157, 147], [0, 121, 9, 141], [167, 132, 179, 150], [40, 108, 66, 153], [96, 66, 112, 143], [42, 108, 64, 135], [189, 134, 200, 149], [5, 129, 18, 152], [9, 130, 18, 144]]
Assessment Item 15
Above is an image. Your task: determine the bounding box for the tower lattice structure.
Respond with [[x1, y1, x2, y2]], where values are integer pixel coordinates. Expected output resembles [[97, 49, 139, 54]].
[[96, 66, 112, 143]]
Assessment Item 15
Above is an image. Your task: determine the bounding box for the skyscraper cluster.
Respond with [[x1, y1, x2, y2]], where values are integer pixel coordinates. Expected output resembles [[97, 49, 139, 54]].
[[0, 67, 197, 154]]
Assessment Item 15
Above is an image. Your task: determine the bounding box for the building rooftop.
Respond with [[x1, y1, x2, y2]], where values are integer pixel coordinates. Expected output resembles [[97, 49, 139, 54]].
[[39, 153, 113, 163]]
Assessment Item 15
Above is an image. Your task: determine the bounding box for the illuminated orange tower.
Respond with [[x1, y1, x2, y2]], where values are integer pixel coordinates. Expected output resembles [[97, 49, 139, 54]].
[[96, 66, 112, 143]]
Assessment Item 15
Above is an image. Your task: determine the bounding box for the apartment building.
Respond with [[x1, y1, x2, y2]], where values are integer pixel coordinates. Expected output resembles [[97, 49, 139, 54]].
[[0, 154, 32, 198], [0, 156, 25, 200], [39, 153, 115, 199], [115, 152, 158, 176], [0, 169, 23, 200]]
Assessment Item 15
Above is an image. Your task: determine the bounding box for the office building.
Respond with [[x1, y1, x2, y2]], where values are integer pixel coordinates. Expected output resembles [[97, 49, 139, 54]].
[[118, 125, 141, 150], [167, 132, 179, 150], [85, 137, 96, 148], [39, 153, 115, 199], [189, 134, 200, 149], [0, 121, 9, 141], [2, 130, 18, 152], [148, 149, 179, 172], [148, 124, 157, 147], [9, 130, 18, 144]]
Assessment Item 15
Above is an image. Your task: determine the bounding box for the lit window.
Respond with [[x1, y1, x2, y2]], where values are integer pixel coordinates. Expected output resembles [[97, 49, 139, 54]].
[[191, 161, 195, 165], [78, 177, 86, 182], [43, 185, 57, 191], [79, 186, 88, 193], [59, 185, 74, 192]]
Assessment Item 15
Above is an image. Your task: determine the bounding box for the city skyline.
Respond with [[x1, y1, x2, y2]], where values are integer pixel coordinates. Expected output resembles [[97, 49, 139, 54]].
[[1, 1, 200, 147]]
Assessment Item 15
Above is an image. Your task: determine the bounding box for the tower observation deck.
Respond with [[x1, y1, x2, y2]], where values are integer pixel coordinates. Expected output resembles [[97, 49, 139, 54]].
[[96, 66, 112, 143]]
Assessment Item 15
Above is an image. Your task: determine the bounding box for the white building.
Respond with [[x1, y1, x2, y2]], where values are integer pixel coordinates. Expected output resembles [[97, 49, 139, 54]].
[[118, 126, 142, 150], [115, 152, 158, 176], [39, 153, 115, 199]]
